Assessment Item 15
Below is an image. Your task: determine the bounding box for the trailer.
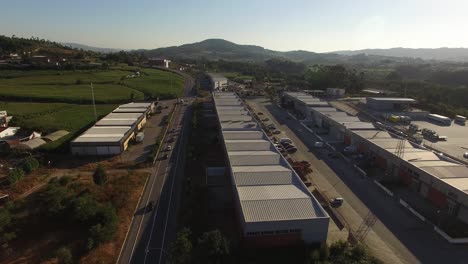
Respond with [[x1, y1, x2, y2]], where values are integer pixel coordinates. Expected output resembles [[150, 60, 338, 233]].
[[455, 115, 466, 125], [428, 114, 451, 125]]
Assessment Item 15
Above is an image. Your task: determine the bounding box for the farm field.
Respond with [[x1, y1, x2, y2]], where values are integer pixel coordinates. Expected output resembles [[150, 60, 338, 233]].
[[122, 68, 185, 99], [0, 68, 184, 103]]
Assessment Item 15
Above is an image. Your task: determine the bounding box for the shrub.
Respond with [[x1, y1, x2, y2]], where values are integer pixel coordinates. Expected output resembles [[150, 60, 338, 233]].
[[22, 156, 40, 174], [55, 246, 73, 264], [8, 168, 24, 185], [169, 228, 192, 264], [93, 165, 107, 186]]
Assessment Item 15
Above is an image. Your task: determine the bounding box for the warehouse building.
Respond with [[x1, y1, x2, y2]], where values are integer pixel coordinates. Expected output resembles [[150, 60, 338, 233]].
[[346, 128, 468, 225], [366, 97, 417, 111], [71, 101, 153, 156], [95, 112, 146, 131], [208, 73, 228, 90], [214, 91, 329, 247], [282, 92, 375, 142], [71, 126, 134, 155]]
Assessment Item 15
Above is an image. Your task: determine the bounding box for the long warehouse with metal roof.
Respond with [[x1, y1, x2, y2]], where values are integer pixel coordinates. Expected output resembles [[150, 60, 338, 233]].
[[213, 91, 329, 247], [71, 101, 154, 156]]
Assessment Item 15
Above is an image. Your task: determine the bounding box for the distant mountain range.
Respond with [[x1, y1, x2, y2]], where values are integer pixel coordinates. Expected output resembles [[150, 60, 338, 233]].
[[139, 39, 409, 65], [62, 42, 124, 53], [63, 39, 468, 63], [333, 47, 468, 62]]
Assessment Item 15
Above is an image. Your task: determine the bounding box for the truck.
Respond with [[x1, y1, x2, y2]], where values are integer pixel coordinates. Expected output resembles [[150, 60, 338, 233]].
[[428, 114, 451, 125], [455, 115, 466, 125]]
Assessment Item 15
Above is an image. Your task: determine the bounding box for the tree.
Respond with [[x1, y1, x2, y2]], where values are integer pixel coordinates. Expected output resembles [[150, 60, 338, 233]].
[[93, 165, 107, 185], [87, 204, 118, 249], [55, 247, 73, 264], [169, 228, 193, 264], [72, 194, 99, 223], [196, 229, 230, 263], [8, 168, 24, 185], [22, 156, 39, 174], [40, 182, 69, 216]]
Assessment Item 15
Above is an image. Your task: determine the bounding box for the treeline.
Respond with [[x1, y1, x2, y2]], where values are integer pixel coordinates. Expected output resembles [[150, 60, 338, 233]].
[[370, 79, 468, 117], [0, 35, 66, 54], [200, 59, 365, 92]]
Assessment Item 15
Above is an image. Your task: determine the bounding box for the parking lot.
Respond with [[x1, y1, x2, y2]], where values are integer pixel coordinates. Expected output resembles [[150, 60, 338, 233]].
[[412, 119, 468, 161]]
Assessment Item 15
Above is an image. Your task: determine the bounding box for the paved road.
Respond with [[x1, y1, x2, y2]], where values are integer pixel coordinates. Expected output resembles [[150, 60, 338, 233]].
[[118, 72, 194, 264], [248, 98, 468, 264]]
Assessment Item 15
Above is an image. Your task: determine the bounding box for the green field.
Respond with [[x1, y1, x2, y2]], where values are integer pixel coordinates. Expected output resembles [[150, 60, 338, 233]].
[[0, 68, 184, 103], [0, 102, 117, 150], [123, 68, 185, 99]]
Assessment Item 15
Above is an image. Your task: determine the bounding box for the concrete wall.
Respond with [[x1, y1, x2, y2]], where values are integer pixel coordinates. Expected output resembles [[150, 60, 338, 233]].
[[244, 217, 329, 244]]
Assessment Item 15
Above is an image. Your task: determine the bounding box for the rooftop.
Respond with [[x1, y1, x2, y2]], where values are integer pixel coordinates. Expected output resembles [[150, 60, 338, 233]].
[[72, 126, 132, 143], [118, 102, 152, 108], [367, 97, 417, 103]]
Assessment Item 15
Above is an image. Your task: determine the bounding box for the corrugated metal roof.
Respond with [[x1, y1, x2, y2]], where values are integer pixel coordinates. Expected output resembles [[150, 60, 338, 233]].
[[72, 126, 132, 143], [220, 121, 259, 131], [113, 107, 148, 113], [42, 130, 69, 142], [421, 165, 468, 179], [232, 165, 296, 186], [225, 140, 272, 151], [222, 131, 265, 140], [240, 199, 320, 222], [19, 138, 47, 149], [342, 122, 375, 130], [352, 130, 392, 139], [440, 178, 468, 193], [368, 97, 417, 102], [238, 185, 309, 200], [118, 102, 152, 108]]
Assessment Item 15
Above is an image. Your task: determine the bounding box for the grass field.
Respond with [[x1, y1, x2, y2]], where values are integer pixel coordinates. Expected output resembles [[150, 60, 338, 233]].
[[0, 102, 117, 150], [0, 68, 184, 103], [123, 68, 185, 99]]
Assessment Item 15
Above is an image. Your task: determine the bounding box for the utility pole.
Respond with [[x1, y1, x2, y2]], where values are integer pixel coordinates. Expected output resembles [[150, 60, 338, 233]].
[[91, 83, 97, 122]]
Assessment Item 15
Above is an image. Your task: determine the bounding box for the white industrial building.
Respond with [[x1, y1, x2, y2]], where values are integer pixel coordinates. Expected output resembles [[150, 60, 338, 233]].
[[282, 92, 375, 142], [71, 102, 153, 156], [213, 91, 329, 247], [208, 73, 228, 90]]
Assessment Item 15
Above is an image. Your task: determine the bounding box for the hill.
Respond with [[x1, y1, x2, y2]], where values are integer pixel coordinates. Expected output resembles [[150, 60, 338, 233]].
[[334, 47, 468, 62], [62, 42, 124, 53], [141, 39, 423, 65]]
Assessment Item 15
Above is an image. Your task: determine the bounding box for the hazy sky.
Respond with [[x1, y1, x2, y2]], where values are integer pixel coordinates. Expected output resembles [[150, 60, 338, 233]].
[[1, 0, 467, 52]]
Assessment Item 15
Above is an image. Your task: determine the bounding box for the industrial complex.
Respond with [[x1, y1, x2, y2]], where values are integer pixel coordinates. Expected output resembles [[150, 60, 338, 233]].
[[281, 91, 468, 227], [70, 102, 154, 156], [213, 92, 329, 246]]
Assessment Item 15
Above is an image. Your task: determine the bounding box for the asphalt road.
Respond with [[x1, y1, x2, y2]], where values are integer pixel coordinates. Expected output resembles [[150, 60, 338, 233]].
[[248, 98, 468, 264], [117, 72, 194, 264]]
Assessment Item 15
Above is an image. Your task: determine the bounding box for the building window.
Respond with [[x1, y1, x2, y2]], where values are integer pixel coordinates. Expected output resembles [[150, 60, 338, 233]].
[[275, 230, 289, 234], [261, 231, 274, 235], [289, 229, 301, 233]]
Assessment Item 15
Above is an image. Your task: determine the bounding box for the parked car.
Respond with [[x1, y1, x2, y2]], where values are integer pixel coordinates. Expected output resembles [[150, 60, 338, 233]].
[[330, 197, 344, 206], [464, 152, 468, 158], [286, 147, 297, 153], [314, 141, 324, 148], [161, 154, 168, 160], [273, 130, 281, 134], [166, 146, 172, 151], [257, 112, 263, 115], [262, 118, 269, 121]]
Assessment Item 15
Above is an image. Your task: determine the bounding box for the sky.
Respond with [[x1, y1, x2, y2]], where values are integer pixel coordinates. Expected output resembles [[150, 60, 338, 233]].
[[1, 0, 468, 52]]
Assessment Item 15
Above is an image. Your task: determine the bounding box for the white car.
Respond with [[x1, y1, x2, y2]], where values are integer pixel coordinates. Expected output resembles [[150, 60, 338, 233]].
[[166, 146, 172, 151], [314, 142, 324, 148]]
